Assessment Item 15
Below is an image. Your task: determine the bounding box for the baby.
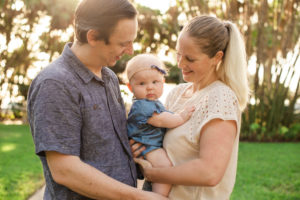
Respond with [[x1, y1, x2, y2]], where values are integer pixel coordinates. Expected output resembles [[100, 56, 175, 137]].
[[125, 54, 195, 196]]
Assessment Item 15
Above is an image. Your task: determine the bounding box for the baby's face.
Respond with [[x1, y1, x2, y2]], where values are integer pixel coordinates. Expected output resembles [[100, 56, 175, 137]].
[[129, 69, 164, 101]]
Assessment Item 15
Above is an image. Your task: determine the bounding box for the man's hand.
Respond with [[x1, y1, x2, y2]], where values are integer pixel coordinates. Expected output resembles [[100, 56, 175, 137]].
[[129, 139, 146, 158]]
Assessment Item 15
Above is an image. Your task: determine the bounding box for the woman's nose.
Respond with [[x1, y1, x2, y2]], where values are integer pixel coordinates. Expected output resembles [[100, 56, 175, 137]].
[[177, 55, 184, 68]]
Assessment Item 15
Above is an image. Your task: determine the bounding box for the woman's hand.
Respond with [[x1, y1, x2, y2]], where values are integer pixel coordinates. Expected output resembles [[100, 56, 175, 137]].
[[129, 139, 146, 158], [134, 158, 152, 181]]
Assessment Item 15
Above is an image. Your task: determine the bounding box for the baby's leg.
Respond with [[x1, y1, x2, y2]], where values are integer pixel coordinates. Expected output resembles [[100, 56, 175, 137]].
[[145, 148, 172, 197]]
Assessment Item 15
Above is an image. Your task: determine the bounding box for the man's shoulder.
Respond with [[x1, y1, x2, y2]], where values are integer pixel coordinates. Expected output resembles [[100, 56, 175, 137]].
[[34, 57, 75, 85]]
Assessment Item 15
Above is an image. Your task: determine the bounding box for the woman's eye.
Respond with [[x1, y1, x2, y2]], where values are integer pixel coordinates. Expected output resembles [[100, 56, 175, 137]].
[[186, 56, 195, 62]]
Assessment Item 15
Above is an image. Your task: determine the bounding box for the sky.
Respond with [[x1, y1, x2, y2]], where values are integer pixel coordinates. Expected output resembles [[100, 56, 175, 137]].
[[135, 0, 176, 13]]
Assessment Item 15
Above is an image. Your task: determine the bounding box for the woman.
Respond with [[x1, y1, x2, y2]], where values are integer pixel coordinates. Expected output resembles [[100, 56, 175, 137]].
[[133, 15, 249, 199]]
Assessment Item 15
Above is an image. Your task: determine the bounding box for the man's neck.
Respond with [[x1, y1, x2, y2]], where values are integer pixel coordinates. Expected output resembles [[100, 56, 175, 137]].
[[70, 42, 102, 78]]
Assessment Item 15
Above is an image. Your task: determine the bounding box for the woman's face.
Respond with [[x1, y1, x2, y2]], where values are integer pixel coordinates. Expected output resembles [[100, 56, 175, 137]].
[[176, 32, 218, 86]]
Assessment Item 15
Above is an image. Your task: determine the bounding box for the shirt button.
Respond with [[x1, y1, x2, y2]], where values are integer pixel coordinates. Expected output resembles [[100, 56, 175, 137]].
[[93, 104, 98, 110]]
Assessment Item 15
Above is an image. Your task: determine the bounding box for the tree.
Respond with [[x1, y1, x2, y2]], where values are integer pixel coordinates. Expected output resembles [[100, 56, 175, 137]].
[[0, 0, 78, 120], [133, 0, 300, 141]]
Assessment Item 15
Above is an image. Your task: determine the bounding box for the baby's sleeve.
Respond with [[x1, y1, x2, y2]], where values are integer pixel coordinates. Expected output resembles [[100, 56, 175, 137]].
[[130, 100, 166, 125]]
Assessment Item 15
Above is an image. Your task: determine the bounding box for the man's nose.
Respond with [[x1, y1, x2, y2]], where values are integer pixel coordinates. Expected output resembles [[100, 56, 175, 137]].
[[125, 43, 134, 55]]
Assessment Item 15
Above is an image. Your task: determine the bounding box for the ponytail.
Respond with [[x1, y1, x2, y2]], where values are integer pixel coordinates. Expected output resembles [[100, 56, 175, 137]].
[[183, 16, 250, 110], [217, 21, 249, 110]]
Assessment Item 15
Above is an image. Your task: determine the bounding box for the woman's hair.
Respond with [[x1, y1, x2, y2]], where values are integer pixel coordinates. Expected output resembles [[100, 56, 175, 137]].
[[182, 16, 249, 110], [74, 0, 137, 44]]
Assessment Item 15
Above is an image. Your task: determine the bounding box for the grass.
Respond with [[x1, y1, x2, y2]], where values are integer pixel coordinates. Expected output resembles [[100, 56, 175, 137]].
[[0, 124, 44, 200], [231, 142, 300, 200], [0, 124, 299, 200]]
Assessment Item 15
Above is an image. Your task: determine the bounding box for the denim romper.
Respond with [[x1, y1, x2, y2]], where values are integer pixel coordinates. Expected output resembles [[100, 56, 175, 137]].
[[127, 99, 168, 156]]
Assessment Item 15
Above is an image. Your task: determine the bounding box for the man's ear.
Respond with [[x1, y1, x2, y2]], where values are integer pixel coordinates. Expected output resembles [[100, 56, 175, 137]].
[[86, 30, 99, 46], [126, 83, 133, 92]]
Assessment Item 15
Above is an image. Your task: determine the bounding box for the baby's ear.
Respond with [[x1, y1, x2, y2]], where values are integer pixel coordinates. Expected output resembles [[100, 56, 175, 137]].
[[126, 83, 133, 92]]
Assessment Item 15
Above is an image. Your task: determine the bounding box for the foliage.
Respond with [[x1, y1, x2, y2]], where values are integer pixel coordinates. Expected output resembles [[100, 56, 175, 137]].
[[132, 0, 300, 141], [0, 124, 44, 200], [232, 142, 300, 199], [0, 0, 299, 140], [0, 0, 78, 119]]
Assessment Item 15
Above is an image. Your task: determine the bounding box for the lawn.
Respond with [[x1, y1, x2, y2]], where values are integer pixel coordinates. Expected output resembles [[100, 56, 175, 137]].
[[0, 124, 299, 200], [0, 124, 44, 200], [231, 142, 300, 200]]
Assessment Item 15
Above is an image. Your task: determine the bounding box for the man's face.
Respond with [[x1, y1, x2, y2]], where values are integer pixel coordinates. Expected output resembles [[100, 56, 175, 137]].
[[94, 17, 138, 67]]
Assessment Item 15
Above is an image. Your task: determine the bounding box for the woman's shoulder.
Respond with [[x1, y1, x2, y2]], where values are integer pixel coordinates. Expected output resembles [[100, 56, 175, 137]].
[[207, 81, 237, 99], [170, 82, 191, 94], [166, 83, 191, 102]]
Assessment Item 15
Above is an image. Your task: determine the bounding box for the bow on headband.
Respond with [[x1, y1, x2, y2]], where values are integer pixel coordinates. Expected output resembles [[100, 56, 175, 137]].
[[151, 65, 166, 75]]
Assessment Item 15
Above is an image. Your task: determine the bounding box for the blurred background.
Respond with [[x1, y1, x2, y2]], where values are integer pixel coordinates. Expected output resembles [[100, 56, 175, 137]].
[[0, 0, 299, 199]]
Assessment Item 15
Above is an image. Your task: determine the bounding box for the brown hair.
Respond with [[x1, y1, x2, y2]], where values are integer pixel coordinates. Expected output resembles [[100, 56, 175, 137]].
[[74, 0, 137, 44], [183, 15, 229, 58]]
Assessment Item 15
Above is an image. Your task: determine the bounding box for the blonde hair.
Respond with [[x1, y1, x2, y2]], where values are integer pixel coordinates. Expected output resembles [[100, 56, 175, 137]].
[[183, 16, 249, 110]]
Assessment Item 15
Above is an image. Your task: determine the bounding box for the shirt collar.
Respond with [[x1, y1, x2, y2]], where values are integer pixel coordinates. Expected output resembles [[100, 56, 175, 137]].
[[62, 43, 111, 84]]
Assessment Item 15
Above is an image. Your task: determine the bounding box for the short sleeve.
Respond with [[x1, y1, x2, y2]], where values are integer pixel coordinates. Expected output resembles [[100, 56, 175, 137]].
[[191, 86, 240, 143], [28, 79, 82, 157], [128, 100, 166, 125]]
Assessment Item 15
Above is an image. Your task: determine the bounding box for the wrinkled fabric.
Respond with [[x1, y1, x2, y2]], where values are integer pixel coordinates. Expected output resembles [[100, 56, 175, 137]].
[[127, 99, 168, 155], [27, 43, 137, 200]]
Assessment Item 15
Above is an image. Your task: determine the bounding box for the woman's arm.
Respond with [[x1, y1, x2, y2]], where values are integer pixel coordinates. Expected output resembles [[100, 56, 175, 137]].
[[147, 106, 195, 128], [142, 119, 237, 186]]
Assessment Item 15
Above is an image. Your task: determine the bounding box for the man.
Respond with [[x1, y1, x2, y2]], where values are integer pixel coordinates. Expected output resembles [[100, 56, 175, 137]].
[[27, 0, 167, 199]]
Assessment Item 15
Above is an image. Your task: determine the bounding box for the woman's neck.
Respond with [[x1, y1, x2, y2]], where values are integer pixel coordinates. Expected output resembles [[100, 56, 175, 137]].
[[192, 73, 218, 93]]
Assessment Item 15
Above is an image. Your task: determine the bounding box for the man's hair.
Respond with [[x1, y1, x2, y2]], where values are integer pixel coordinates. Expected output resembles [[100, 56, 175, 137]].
[[74, 0, 137, 44]]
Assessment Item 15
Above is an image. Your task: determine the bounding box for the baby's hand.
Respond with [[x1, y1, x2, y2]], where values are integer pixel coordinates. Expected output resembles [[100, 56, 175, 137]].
[[179, 106, 195, 122]]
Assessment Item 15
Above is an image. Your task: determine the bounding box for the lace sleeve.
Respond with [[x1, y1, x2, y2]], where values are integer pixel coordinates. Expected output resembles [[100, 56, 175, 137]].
[[191, 86, 240, 143]]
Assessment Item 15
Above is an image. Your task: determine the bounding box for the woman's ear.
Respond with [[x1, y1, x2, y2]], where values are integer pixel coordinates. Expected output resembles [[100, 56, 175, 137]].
[[214, 51, 224, 65], [126, 83, 133, 92]]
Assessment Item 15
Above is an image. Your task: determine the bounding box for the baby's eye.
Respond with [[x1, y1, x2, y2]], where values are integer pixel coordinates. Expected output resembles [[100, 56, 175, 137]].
[[153, 80, 157, 84], [139, 82, 145, 85]]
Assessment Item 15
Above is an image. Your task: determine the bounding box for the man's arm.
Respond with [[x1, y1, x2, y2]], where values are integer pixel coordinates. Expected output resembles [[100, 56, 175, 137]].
[[147, 106, 195, 128], [46, 151, 168, 200]]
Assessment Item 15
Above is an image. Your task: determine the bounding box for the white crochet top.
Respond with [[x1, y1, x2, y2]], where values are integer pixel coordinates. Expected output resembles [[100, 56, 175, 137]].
[[163, 80, 241, 200]]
